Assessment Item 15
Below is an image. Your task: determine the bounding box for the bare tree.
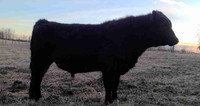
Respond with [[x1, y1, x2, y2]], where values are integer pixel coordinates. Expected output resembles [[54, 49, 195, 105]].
[[0, 31, 3, 39], [198, 38, 200, 50], [28, 36, 31, 41], [1, 28, 7, 44], [0, 30, 4, 44], [171, 45, 175, 52], [10, 29, 15, 44], [0, 28, 15, 44], [198, 25, 200, 50]]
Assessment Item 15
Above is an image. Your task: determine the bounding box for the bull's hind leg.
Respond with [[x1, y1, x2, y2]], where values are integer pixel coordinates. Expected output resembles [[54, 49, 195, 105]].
[[112, 75, 120, 100], [103, 72, 115, 104], [29, 59, 52, 100]]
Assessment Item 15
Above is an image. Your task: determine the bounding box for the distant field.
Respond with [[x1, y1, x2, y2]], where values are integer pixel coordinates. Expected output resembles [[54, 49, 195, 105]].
[[1, 43, 200, 106], [175, 44, 200, 53]]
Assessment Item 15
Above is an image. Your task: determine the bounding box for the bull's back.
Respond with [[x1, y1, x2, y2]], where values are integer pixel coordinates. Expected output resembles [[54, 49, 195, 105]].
[[31, 20, 102, 53]]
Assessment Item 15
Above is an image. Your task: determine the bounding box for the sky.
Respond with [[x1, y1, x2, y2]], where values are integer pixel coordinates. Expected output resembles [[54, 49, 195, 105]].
[[0, 0, 200, 44]]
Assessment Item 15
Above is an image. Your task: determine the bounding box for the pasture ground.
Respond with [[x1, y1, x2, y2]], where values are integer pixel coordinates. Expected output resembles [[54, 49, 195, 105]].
[[1, 42, 200, 106]]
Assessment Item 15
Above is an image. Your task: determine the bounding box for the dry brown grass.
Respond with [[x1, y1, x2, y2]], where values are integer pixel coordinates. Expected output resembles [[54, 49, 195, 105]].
[[1, 42, 200, 106]]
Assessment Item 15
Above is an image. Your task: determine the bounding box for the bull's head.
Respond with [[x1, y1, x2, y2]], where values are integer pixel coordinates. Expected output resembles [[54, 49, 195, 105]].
[[149, 10, 179, 47]]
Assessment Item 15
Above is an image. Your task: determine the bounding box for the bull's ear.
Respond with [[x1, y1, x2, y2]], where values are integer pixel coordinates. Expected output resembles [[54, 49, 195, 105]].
[[152, 10, 171, 25], [152, 10, 157, 14], [152, 10, 163, 21], [150, 10, 157, 22], [152, 10, 159, 20]]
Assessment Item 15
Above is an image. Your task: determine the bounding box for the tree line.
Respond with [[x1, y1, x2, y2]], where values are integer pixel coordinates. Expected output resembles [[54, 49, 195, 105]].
[[0, 28, 31, 44]]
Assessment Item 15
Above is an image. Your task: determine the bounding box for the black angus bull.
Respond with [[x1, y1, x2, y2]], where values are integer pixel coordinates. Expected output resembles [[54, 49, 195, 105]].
[[29, 10, 179, 104]]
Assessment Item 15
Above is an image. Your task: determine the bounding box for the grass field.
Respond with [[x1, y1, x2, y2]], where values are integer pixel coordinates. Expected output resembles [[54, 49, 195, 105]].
[[1, 43, 200, 106]]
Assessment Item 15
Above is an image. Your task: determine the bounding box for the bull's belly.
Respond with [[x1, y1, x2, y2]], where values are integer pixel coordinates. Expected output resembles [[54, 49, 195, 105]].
[[53, 55, 102, 74]]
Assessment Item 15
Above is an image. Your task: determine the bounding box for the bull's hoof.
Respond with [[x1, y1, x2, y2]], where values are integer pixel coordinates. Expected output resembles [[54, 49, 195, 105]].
[[29, 95, 41, 101], [112, 94, 118, 100], [105, 99, 113, 105], [29, 92, 41, 101]]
